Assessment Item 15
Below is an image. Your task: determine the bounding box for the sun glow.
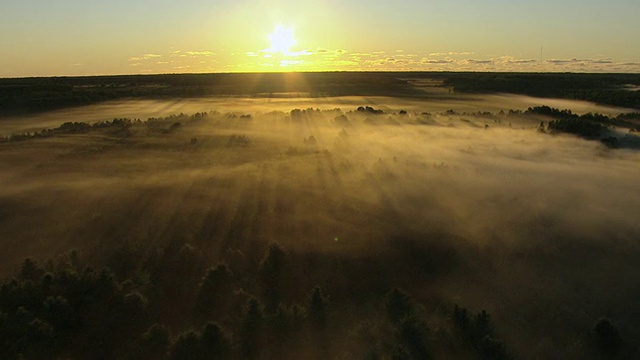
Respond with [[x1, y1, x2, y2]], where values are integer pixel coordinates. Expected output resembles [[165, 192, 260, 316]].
[[246, 25, 331, 71], [267, 25, 296, 54]]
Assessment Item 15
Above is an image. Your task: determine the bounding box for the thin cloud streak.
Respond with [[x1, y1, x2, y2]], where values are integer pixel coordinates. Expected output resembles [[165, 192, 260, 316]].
[[123, 49, 640, 74]]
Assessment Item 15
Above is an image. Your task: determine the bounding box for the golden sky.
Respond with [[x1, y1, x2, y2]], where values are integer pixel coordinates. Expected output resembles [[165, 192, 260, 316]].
[[1, 0, 639, 77]]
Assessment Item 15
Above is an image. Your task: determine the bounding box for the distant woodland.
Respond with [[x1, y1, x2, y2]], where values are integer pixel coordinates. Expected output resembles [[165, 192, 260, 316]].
[[436, 73, 640, 110], [1, 72, 639, 116]]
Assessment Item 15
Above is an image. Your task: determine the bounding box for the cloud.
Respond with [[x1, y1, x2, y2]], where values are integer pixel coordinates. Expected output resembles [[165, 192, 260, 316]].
[[546, 58, 614, 66], [126, 47, 638, 74], [238, 46, 360, 70], [546, 58, 586, 64], [287, 50, 313, 57], [462, 59, 493, 64], [589, 59, 613, 64], [546, 59, 570, 64], [488, 57, 538, 65], [129, 54, 162, 61], [311, 49, 348, 58], [429, 51, 475, 56], [422, 59, 453, 64], [349, 52, 378, 57], [509, 59, 537, 64], [185, 51, 215, 56], [124, 49, 222, 73]]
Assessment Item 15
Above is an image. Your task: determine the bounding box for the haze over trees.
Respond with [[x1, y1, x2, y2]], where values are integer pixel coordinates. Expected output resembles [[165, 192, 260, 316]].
[[1, 74, 640, 359]]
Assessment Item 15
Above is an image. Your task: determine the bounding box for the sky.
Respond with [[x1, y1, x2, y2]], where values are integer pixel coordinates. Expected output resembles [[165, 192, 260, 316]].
[[1, 0, 639, 77]]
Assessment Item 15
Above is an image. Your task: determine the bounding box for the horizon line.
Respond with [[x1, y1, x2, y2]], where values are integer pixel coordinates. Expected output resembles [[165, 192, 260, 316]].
[[3, 69, 640, 80]]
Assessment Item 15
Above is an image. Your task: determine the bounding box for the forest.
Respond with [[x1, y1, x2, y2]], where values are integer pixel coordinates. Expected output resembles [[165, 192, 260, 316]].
[[1, 72, 639, 116], [436, 73, 640, 110], [1, 74, 640, 359]]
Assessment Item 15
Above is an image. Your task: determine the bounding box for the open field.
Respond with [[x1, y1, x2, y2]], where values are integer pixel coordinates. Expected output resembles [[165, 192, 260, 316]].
[[1, 73, 640, 359]]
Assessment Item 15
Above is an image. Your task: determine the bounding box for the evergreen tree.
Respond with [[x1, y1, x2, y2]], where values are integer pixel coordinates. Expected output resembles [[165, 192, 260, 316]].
[[240, 298, 264, 359], [385, 288, 414, 323], [201, 322, 231, 359], [259, 243, 288, 312], [594, 318, 622, 358], [308, 286, 329, 331], [140, 324, 171, 360]]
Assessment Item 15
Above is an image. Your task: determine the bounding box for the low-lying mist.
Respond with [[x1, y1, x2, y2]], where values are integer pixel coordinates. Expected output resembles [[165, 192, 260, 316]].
[[0, 93, 632, 137], [1, 102, 639, 358]]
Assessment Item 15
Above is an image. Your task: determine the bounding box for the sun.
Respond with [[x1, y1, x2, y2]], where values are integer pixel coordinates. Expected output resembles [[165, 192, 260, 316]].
[[267, 25, 296, 54]]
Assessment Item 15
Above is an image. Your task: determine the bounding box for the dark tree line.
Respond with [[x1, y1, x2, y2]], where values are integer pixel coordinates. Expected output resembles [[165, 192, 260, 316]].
[[4, 72, 637, 117], [525, 106, 640, 148], [0, 246, 336, 360], [0, 236, 630, 360], [0, 73, 423, 116], [440, 73, 640, 110]]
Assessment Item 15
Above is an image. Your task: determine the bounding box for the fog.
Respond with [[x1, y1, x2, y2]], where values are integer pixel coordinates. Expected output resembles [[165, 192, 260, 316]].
[[1, 100, 639, 358], [0, 93, 633, 137]]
